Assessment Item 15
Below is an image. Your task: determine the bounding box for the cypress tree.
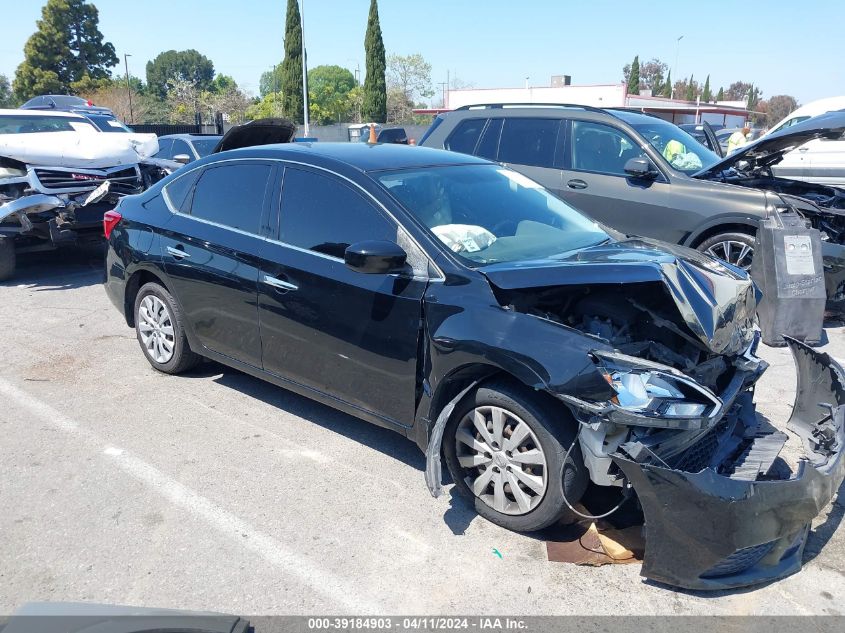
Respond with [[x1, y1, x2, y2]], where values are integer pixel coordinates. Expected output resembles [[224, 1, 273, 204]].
[[662, 70, 672, 97], [281, 0, 304, 123], [362, 0, 386, 122], [716, 86, 724, 101], [685, 74, 695, 101], [627, 56, 640, 95], [702, 75, 712, 102]]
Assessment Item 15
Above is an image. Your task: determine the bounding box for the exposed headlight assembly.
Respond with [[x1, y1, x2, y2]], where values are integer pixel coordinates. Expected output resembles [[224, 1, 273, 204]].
[[590, 350, 723, 430]]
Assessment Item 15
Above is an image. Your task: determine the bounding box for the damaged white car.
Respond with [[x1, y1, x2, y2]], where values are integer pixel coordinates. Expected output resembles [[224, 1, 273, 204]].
[[0, 109, 164, 281]]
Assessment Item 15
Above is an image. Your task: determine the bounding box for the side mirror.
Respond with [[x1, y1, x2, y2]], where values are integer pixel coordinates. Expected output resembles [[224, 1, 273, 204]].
[[173, 154, 191, 165], [624, 157, 658, 179], [345, 240, 407, 274]]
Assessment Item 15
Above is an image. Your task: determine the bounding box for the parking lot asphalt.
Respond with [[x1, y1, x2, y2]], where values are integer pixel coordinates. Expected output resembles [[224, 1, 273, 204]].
[[1, 247, 844, 616]]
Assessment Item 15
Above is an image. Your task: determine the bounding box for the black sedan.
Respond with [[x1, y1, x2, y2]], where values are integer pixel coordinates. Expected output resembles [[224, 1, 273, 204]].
[[103, 142, 845, 590]]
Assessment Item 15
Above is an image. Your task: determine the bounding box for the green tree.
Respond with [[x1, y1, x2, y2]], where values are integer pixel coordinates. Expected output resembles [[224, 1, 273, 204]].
[[210, 74, 237, 94], [626, 55, 640, 95], [746, 84, 762, 111], [765, 95, 799, 127], [259, 65, 284, 98], [0, 75, 16, 108], [685, 75, 696, 101], [146, 50, 215, 98], [716, 87, 724, 101], [387, 53, 433, 105], [308, 65, 356, 124], [280, 0, 304, 123], [725, 81, 752, 101], [13, 0, 118, 101], [662, 70, 671, 97], [362, 0, 386, 122], [702, 75, 712, 102], [246, 92, 286, 120]]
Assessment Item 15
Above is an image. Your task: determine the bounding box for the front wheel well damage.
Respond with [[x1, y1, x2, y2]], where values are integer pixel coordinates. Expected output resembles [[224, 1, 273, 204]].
[[124, 269, 170, 327]]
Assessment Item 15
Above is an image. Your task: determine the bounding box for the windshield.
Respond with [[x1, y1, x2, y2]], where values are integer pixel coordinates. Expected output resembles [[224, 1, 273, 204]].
[[631, 119, 720, 174], [191, 138, 220, 157], [86, 114, 131, 132], [0, 114, 97, 134], [376, 164, 608, 266]]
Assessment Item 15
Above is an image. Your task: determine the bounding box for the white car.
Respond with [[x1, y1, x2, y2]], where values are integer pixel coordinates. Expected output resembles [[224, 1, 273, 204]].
[[767, 96, 845, 187]]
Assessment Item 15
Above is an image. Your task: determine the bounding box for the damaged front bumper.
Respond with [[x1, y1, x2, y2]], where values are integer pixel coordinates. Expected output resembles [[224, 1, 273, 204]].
[[611, 338, 845, 590]]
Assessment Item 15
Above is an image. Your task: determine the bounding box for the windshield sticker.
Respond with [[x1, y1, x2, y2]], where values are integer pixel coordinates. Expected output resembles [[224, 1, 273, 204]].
[[106, 120, 124, 128]]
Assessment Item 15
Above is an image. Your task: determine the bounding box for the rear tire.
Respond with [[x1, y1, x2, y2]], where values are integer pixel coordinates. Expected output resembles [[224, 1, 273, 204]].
[[444, 379, 588, 532], [134, 282, 200, 374], [697, 231, 756, 270], [0, 235, 16, 282]]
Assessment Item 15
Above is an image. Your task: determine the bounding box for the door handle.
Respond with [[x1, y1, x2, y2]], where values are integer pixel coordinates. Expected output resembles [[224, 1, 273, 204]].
[[262, 274, 298, 292], [567, 179, 588, 190], [166, 245, 190, 259], [799, 146, 810, 152]]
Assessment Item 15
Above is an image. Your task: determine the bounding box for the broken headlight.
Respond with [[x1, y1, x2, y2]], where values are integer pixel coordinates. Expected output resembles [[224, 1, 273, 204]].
[[591, 351, 722, 429]]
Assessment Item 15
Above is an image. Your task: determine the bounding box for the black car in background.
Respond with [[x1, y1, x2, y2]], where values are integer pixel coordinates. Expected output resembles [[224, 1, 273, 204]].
[[154, 134, 223, 164], [420, 106, 845, 308], [103, 142, 844, 590]]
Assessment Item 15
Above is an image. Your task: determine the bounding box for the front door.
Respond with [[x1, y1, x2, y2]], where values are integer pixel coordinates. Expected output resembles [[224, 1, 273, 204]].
[[161, 160, 274, 367], [258, 166, 427, 425], [559, 119, 697, 245]]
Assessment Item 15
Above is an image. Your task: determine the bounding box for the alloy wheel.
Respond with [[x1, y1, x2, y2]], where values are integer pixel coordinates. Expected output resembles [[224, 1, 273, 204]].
[[454, 405, 548, 515], [705, 240, 754, 270], [138, 295, 176, 364]]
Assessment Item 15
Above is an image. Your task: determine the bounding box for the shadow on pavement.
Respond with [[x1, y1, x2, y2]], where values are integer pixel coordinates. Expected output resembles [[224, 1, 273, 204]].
[[189, 362, 428, 472], [1, 243, 106, 291]]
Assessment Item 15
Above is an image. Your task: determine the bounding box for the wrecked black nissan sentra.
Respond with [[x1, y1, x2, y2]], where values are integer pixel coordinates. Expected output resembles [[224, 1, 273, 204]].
[[103, 143, 844, 591]]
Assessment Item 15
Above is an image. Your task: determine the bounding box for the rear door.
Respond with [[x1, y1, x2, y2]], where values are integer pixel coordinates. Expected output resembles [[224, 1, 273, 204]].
[[160, 160, 275, 367], [257, 166, 427, 425], [558, 119, 697, 244], [495, 118, 566, 196]]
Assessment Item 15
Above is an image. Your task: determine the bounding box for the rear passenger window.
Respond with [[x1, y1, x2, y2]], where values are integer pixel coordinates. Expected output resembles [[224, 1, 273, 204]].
[[163, 168, 200, 213], [498, 119, 560, 168], [189, 163, 271, 234], [445, 118, 486, 154], [280, 168, 395, 259], [476, 118, 503, 160]]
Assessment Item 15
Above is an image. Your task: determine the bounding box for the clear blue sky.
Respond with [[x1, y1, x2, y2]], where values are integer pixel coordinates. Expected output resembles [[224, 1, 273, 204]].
[[0, 0, 842, 105]]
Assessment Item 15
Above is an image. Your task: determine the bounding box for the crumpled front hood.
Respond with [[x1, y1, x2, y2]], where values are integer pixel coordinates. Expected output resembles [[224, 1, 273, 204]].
[[694, 110, 845, 178], [482, 238, 757, 356]]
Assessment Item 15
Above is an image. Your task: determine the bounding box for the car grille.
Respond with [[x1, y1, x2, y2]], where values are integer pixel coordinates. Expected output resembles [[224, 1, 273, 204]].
[[673, 428, 720, 472], [700, 541, 776, 578], [33, 167, 141, 195]]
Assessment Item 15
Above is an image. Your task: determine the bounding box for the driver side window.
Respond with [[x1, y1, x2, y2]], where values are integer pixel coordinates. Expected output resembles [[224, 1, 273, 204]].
[[571, 120, 643, 176]]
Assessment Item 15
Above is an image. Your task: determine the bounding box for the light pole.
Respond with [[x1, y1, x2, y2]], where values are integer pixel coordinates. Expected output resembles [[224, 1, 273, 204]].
[[671, 35, 683, 99], [300, 0, 310, 136], [123, 53, 134, 124]]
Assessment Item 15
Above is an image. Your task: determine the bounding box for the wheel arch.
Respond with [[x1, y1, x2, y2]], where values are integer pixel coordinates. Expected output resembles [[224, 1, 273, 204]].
[[123, 267, 173, 328], [413, 361, 574, 452], [686, 220, 759, 249]]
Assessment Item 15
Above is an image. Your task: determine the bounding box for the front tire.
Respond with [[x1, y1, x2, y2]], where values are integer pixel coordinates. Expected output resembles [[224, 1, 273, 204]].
[[444, 379, 588, 532], [697, 231, 756, 270], [134, 282, 200, 374], [0, 235, 16, 282]]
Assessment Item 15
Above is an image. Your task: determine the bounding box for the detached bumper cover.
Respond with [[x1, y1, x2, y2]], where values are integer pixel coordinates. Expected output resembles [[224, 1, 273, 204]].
[[612, 338, 845, 590]]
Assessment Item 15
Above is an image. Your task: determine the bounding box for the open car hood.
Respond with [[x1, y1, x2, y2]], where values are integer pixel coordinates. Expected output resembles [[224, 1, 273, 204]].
[[693, 110, 845, 178], [212, 118, 296, 153]]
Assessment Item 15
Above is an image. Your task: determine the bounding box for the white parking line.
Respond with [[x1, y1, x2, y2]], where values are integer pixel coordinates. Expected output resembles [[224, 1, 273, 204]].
[[0, 377, 380, 613]]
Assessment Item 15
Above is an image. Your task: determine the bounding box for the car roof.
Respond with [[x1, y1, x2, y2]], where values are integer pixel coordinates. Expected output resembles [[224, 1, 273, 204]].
[[215, 142, 490, 172], [444, 104, 659, 126], [0, 108, 89, 118]]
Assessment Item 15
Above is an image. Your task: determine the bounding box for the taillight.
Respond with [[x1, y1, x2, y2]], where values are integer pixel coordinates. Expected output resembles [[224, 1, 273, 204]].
[[103, 210, 122, 239]]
